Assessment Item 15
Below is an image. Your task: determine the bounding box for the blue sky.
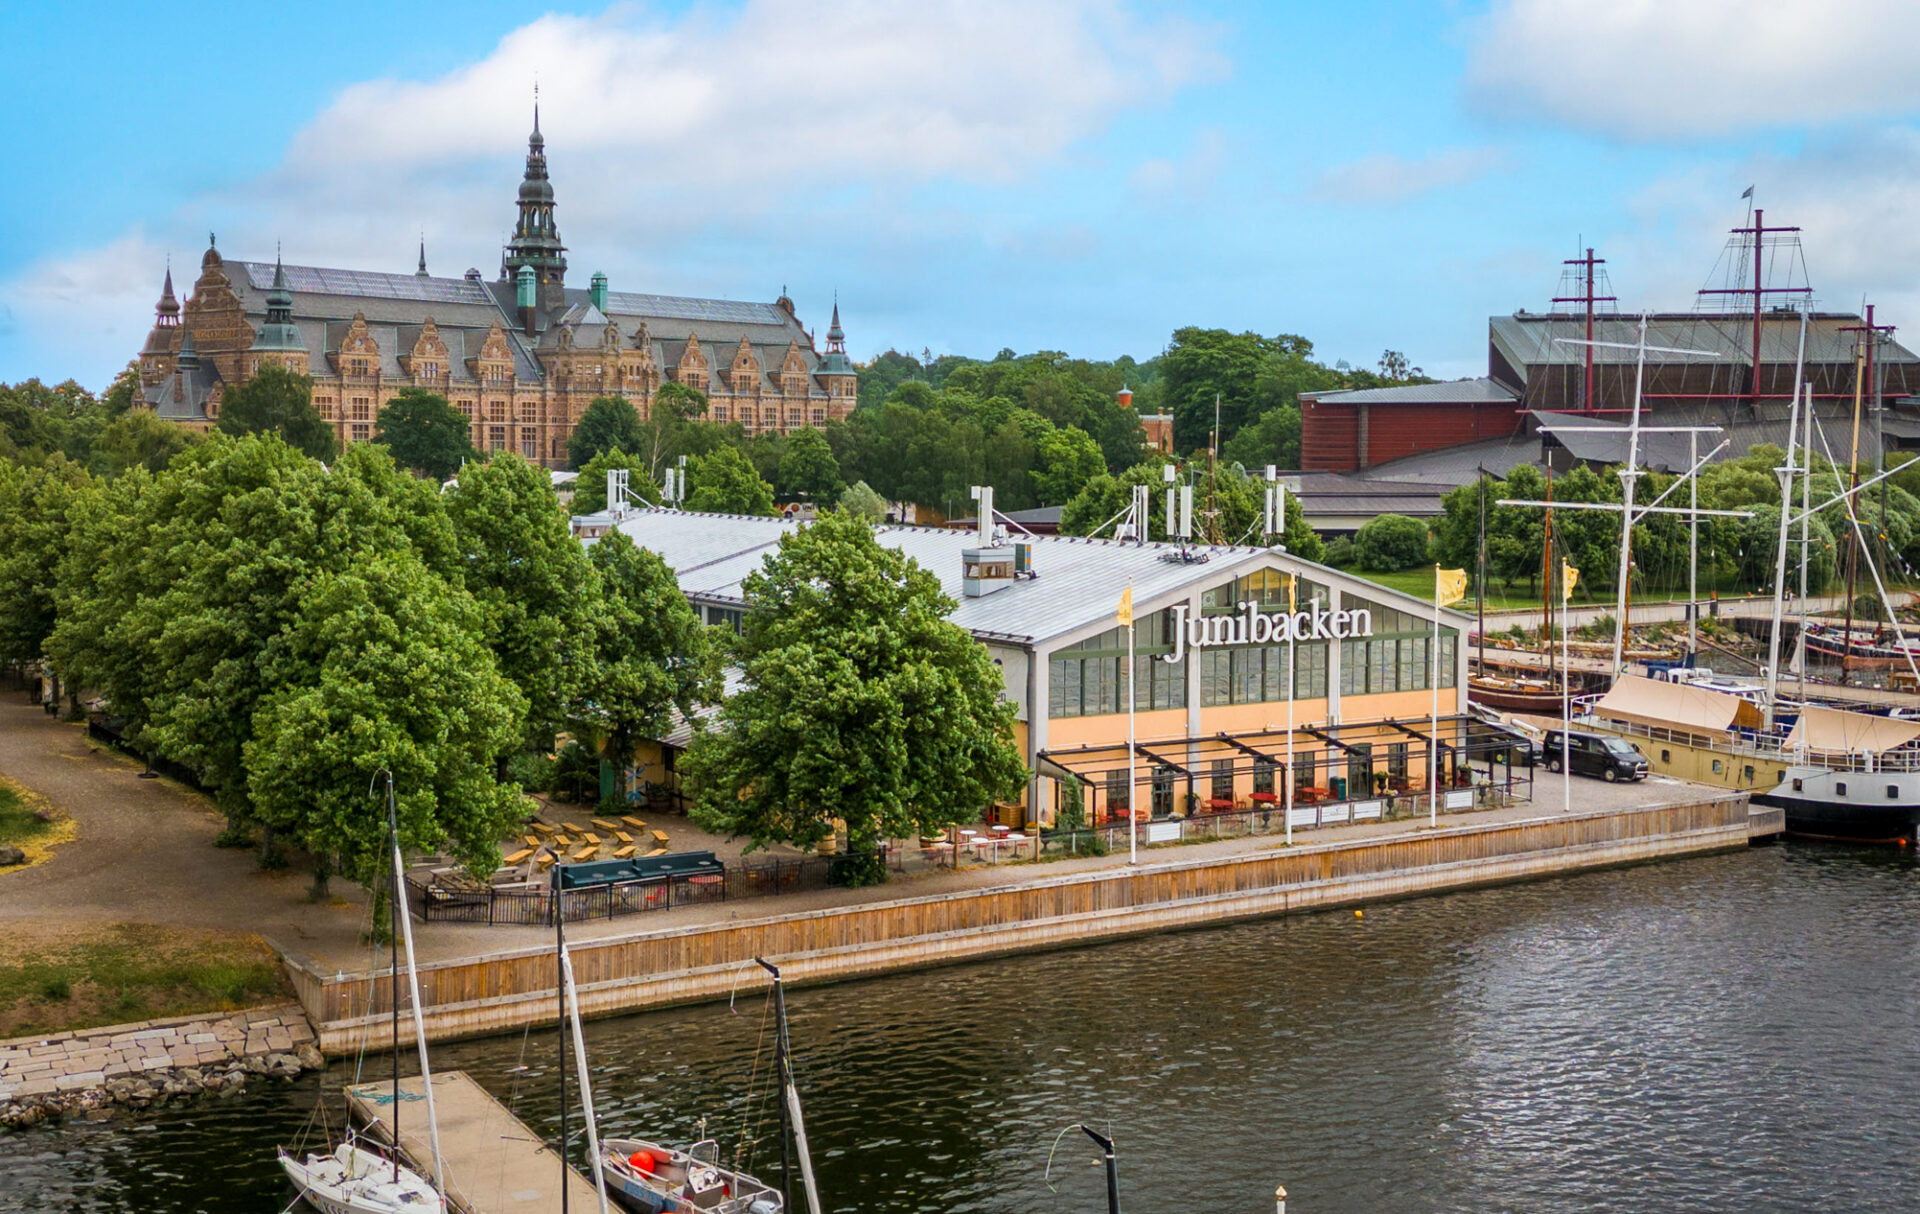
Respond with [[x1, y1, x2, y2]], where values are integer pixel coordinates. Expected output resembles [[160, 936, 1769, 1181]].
[[8, 0, 1920, 391]]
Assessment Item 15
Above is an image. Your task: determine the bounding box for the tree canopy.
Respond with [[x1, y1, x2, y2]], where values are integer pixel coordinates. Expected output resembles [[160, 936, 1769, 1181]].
[[684, 510, 1025, 862], [567, 394, 647, 470], [686, 443, 776, 515], [1353, 514, 1431, 571], [375, 387, 477, 481], [776, 426, 844, 500], [571, 446, 659, 514], [215, 364, 338, 462]]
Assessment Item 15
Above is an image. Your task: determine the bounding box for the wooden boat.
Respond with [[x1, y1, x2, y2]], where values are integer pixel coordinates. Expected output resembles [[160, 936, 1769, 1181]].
[[1469, 673, 1567, 713], [600, 1136, 782, 1214]]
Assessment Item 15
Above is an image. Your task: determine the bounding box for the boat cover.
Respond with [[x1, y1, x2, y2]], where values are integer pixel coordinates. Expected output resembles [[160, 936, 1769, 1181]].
[[1784, 705, 1920, 754], [1593, 675, 1762, 736]]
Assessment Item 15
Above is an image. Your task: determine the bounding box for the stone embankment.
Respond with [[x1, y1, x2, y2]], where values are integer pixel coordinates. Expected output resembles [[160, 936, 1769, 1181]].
[[0, 1003, 323, 1128]]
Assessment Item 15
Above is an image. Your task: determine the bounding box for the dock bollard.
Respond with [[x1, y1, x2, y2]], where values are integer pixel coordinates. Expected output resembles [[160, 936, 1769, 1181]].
[[1275, 1184, 1287, 1214]]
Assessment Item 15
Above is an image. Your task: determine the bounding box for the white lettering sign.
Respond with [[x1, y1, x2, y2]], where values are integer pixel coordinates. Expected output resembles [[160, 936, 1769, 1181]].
[[1160, 601, 1373, 663]]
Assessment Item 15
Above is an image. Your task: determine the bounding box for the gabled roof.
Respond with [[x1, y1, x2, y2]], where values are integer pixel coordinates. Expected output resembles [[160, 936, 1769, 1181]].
[[599, 509, 1464, 648], [1304, 377, 1517, 406], [1490, 311, 1920, 373]]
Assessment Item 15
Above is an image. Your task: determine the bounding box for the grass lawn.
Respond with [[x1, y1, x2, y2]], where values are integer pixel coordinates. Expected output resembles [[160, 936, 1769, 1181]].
[[0, 779, 55, 848], [0, 924, 290, 1038], [1332, 563, 1773, 614]]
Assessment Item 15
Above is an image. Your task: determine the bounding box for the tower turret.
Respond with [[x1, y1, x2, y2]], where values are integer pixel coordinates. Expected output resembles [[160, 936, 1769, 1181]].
[[817, 299, 854, 375], [251, 254, 306, 365], [501, 99, 567, 312], [155, 266, 180, 327]]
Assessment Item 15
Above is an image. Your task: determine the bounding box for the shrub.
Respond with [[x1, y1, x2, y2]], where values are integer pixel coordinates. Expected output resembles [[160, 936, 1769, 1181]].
[[552, 742, 598, 802], [1325, 535, 1356, 566], [506, 750, 554, 793], [1353, 514, 1430, 572]]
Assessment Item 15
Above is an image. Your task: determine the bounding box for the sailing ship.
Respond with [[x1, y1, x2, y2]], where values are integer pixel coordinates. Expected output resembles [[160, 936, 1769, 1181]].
[[279, 776, 446, 1214], [1801, 622, 1920, 669]]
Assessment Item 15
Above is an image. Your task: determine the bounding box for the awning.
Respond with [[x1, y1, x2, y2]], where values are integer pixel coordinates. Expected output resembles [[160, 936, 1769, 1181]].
[[1785, 705, 1920, 754], [1592, 675, 1762, 736]]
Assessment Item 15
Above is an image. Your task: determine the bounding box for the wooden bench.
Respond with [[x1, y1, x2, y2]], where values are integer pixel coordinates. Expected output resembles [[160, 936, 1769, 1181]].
[[503, 847, 535, 865], [530, 822, 557, 835], [651, 830, 670, 846], [613, 844, 637, 859], [645, 846, 668, 857], [581, 833, 601, 845], [552, 835, 572, 847], [571, 845, 599, 861], [522, 834, 542, 848], [591, 818, 620, 831], [614, 831, 634, 844], [620, 816, 647, 830], [563, 822, 586, 833]]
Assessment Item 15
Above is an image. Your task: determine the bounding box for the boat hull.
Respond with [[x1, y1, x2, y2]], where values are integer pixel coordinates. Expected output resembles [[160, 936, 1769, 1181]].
[[1469, 680, 1568, 714], [1753, 765, 1920, 843], [279, 1143, 441, 1214], [601, 1137, 781, 1214]]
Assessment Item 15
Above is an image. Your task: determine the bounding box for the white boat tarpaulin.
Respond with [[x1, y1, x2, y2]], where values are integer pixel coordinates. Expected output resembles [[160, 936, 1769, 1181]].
[[1784, 705, 1920, 755], [1593, 675, 1763, 736]]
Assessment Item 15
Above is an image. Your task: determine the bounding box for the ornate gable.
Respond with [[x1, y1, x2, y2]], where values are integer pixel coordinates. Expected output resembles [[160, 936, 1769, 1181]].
[[182, 241, 254, 377], [729, 335, 761, 394], [474, 321, 515, 386], [678, 332, 708, 387], [780, 339, 809, 395], [405, 317, 450, 380], [337, 313, 380, 377]]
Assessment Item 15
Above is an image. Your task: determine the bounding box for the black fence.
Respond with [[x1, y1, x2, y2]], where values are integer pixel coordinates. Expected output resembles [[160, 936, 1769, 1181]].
[[403, 848, 902, 925]]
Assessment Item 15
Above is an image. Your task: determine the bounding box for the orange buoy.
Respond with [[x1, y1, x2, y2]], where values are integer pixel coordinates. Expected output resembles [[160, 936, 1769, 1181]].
[[629, 1150, 656, 1173]]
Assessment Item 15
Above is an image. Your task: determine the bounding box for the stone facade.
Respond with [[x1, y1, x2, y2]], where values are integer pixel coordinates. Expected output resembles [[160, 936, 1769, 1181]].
[[136, 112, 857, 467]]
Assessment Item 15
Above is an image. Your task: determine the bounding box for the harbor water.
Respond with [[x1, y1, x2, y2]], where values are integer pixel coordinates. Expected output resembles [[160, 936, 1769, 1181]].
[[7, 843, 1920, 1214]]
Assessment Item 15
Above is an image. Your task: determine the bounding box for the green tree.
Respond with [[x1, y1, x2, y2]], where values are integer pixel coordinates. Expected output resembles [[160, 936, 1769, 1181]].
[[686, 443, 777, 515], [445, 453, 598, 746], [776, 426, 844, 500], [375, 387, 477, 481], [1353, 513, 1430, 571], [1221, 405, 1302, 470], [579, 532, 719, 801], [572, 446, 658, 514], [216, 364, 337, 462], [632, 383, 710, 479], [567, 394, 646, 470], [93, 408, 199, 476], [684, 511, 1025, 863], [838, 480, 887, 522], [1034, 426, 1105, 506], [0, 456, 93, 667], [245, 548, 527, 884]]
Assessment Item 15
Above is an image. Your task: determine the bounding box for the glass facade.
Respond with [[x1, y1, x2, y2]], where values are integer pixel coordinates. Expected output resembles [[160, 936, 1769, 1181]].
[[1050, 611, 1187, 718], [1337, 596, 1457, 696]]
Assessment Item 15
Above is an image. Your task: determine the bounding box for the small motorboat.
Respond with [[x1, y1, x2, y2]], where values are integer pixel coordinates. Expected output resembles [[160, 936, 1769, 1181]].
[[600, 1135, 782, 1214], [277, 1141, 442, 1214]]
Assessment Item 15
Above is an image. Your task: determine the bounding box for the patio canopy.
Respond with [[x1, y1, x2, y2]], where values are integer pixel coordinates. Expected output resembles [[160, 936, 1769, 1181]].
[[1785, 705, 1920, 755], [1592, 675, 1762, 736]]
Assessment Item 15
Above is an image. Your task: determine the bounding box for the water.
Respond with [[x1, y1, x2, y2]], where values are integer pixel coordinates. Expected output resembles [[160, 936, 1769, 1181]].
[[8, 844, 1920, 1213]]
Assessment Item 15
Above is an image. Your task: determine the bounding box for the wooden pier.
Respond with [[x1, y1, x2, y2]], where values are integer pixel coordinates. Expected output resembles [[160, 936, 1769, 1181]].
[[346, 1070, 597, 1214]]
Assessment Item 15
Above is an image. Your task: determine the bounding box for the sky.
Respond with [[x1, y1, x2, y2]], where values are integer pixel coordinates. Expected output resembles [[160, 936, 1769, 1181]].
[[8, 0, 1920, 392]]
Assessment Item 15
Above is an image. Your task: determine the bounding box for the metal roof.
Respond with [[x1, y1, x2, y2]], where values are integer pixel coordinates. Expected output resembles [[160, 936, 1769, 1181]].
[[600, 509, 1457, 648], [1490, 311, 1920, 372], [242, 262, 496, 307], [1304, 377, 1518, 406]]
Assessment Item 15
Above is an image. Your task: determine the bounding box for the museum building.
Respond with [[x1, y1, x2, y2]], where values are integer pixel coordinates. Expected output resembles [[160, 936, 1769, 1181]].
[[596, 505, 1476, 828], [134, 109, 857, 464]]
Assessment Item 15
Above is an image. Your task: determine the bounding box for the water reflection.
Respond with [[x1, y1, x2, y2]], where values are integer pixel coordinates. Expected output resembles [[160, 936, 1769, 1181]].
[[7, 844, 1920, 1213]]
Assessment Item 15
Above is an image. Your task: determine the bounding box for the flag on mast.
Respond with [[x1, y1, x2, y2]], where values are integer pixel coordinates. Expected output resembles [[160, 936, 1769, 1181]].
[[1116, 585, 1133, 627], [1562, 561, 1580, 604], [1435, 567, 1469, 608]]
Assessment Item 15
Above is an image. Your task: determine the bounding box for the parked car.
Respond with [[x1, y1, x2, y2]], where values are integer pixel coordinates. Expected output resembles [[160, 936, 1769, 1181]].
[[1540, 729, 1650, 782]]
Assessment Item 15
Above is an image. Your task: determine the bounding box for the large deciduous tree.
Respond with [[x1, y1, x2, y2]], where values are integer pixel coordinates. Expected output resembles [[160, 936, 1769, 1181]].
[[444, 453, 598, 745], [375, 387, 477, 481], [775, 426, 843, 500], [1034, 426, 1105, 506], [216, 364, 337, 462], [246, 549, 528, 882], [567, 395, 646, 470], [578, 532, 718, 801], [686, 443, 777, 516], [0, 456, 94, 668], [684, 511, 1025, 868], [571, 446, 659, 514], [93, 408, 200, 476]]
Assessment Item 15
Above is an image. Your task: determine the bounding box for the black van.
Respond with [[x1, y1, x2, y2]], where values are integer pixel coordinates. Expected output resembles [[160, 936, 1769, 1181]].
[[1541, 729, 1650, 782]]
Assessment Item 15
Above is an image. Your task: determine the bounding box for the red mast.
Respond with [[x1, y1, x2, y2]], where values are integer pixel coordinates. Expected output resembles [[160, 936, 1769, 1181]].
[[1696, 208, 1805, 405], [1553, 248, 1615, 411]]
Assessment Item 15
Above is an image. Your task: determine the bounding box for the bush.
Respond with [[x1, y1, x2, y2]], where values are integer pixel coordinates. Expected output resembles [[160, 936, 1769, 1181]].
[[828, 849, 889, 887], [1325, 535, 1356, 567], [506, 750, 554, 793], [1353, 514, 1430, 572], [552, 742, 598, 802]]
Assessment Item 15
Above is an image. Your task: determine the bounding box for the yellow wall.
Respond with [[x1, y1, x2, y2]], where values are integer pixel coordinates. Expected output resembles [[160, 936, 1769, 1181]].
[[1588, 726, 1788, 792]]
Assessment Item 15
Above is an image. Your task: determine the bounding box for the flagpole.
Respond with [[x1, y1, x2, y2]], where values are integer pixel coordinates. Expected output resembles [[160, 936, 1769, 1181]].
[[1561, 565, 1572, 815], [1285, 576, 1295, 847], [1430, 565, 1441, 828], [1126, 585, 1137, 867]]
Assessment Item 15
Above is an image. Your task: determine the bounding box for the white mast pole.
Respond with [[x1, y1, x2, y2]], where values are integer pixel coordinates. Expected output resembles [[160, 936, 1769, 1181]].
[[1286, 585, 1295, 848], [1610, 315, 1650, 680], [1688, 428, 1698, 661], [1126, 590, 1137, 867], [1430, 572, 1441, 828], [1765, 348, 1805, 729], [387, 777, 445, 1204], [1561, 571, 1572, 815], [561, 944, 613, 1214]]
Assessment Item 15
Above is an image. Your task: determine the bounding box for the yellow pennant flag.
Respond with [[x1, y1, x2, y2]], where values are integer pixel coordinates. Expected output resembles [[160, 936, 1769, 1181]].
[[1116, 584, 1134, 627], [1561, 561, 1580, 605], [1435, 566, 1469, 608], [1285, 572, 1297, 611]]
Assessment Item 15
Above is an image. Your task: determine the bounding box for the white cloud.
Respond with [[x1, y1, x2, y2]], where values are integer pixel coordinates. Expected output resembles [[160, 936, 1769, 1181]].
[[1465, 0, 1920, 141], [1307, 147, 1505, 205], [1, 0, 1222, 388], [1128, 128, 1229, 201]]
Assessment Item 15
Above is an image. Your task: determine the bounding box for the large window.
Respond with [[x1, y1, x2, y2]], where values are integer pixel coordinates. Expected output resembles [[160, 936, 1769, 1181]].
[[1049, 612, 1186, 718], [1338, 594, 1457, 696]]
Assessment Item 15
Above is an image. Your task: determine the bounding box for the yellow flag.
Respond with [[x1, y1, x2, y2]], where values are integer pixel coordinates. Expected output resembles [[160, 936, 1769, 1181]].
[[1285, 572, 1297, 610], [1116, 584, 1134, 627], [1561, 561, 1580, 604], [1435, 566, 1469, 608]]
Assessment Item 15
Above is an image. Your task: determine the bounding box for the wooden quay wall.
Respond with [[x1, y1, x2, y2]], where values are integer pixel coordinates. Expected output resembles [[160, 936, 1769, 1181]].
[[287, 796, 1764, 1054]]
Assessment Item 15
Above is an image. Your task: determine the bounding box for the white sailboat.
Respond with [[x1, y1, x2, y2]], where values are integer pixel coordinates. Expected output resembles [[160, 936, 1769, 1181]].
[[280, 774, 447, 1214]]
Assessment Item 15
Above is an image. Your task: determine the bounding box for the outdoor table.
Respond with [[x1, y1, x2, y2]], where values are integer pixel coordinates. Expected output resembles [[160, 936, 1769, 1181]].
[[989, 824, 1011, 837]]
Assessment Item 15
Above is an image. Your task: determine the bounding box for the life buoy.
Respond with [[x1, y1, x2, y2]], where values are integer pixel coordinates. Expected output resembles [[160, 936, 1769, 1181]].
[[628, 1150, 656, 1173]]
